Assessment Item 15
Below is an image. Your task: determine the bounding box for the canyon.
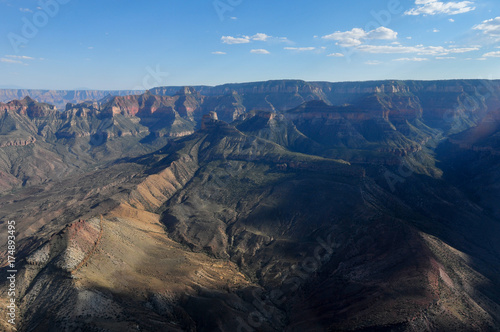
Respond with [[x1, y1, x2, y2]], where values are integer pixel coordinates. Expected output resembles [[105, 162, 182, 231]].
[[0, 79, 499, 331]]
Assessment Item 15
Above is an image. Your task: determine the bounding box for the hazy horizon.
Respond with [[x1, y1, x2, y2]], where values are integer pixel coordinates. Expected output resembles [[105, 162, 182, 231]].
[[0, 0, 499, 90], [3, 77, 500, 92]]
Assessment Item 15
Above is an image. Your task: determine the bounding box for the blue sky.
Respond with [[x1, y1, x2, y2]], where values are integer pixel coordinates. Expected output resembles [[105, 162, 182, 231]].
[[0, 0, 499, 90]]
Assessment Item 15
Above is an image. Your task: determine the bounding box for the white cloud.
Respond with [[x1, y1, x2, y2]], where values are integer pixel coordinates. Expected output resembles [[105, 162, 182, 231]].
[[322, 27, 397, 47], [5, 55, 34, 60], [394, 57, 429, 61], [433, 29, 440, 32], [230, 17, 237, 20], [1, 55, 35, 65], [212, 51, 227, 55], [366, 27, 398, 40], [0, 58, 23, 64], [356, 44, 479, 55], [19, 8, 32, 13], [365, 60, 383, 65], [222, 36, 251, 44], [473, 17, 500, 41], [278, 37, 292, 44], [483, 51, 500, 57], [436, 56, 456, 59], [476, 57, 487, 60], [88, 46, 94, 50], [449, 18, 455, 22], [284, 47, 316, 51], [250, 49, 270, 54], [405, 0, 475, 16], [327, 53, 345, 57], [222, 33, 290, 45], [252, 33, 270, 41]]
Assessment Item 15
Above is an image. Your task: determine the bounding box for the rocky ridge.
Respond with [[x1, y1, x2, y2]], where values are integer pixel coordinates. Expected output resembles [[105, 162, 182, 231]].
[[0, 79, 500, 331]]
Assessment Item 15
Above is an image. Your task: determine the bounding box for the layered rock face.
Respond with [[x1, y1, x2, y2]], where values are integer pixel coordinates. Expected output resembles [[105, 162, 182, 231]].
[[1, 79, 498, 193], [4, 79, 499, 114], [0, 89, 144, 110], [0, 80, 500, 331], [0, 87, 238, 193], [25, 218, 102, 272]]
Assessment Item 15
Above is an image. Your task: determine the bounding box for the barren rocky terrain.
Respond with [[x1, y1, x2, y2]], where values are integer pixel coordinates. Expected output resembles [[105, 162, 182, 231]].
[[0, 79, 500, 331]]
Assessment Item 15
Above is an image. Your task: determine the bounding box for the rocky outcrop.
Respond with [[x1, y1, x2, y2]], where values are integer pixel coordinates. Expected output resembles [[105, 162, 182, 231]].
[[0, 89, 143, 110], [25, 218, 102, 272], [201, 111, 218, 130], [69, 217, 104, 273], [127, 153, 200, 212], [0, 96, 57, 118]]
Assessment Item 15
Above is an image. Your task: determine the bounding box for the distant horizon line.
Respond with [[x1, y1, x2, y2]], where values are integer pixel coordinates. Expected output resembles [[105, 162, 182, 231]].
[[2, 78, 500, 91]]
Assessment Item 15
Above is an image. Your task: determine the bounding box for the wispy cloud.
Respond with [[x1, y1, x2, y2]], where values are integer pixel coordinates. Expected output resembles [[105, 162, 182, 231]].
[[322, 27, 397, 47], [473, 17, 500, 41], [284, 47, 316, 52], [250, 49, 270, 54], [327, 53, 345, 57], [483, 51, 500, 57], [19, 7, 33, 13], [394, 57, 429, 61], [356, 44, 478, 56], [0, 58, 23, 64], [222, 36, 251, 44], [0, 55, 35, 65], [5, 55, 34, 60], [404, 0, 475, 16], [365, 60, 383, 65], [212, 51, 227, 55], [222, 33, 289, 45]]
